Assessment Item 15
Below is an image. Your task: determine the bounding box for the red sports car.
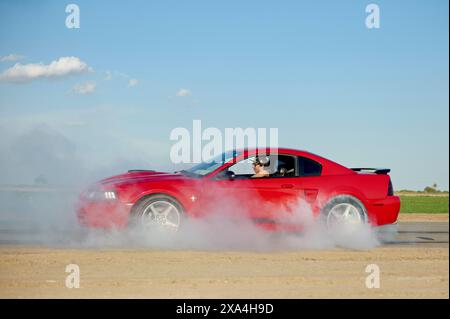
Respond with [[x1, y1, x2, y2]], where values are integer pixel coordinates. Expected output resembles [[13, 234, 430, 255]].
[[77, 148, 400, 231]]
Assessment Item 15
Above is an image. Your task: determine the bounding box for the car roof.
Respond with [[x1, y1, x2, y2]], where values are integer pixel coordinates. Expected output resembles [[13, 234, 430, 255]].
[[235, 147, 319, 158], [230, 147, 352, 176]]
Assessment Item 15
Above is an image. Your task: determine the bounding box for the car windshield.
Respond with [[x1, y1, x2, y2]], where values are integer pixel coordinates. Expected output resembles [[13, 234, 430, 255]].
[[181, 150, 241, 176]]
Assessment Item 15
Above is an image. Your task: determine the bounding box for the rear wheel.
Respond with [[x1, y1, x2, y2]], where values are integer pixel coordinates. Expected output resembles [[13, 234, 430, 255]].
[[131, 194, 183, 231], [321, 195, 368, 229]]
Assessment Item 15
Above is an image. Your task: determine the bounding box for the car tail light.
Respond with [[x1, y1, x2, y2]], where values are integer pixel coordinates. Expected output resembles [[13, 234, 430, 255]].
[[388, 179, 394, 196]]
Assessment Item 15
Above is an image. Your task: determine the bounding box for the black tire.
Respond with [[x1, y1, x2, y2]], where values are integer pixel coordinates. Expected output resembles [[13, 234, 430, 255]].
[[130, 194, 184, 231], [320, 195, 368, 228]]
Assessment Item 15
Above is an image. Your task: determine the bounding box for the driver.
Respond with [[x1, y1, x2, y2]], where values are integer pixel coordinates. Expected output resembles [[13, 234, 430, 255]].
[[251, 156, 270, 178]]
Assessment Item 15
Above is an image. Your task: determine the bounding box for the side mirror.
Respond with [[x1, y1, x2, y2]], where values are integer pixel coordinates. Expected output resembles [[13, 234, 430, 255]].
[[225, 170, 235, 181]]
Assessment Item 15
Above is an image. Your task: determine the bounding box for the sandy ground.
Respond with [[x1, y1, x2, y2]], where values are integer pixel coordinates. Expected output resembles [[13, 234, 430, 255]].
[[0, 246, 448, 299], [0, 214, 448, 299], [398, 213, 448, 222]]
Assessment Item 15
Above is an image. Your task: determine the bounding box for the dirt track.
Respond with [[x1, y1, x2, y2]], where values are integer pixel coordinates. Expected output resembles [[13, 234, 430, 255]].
[[0, 214, 448, 299], [398, 213, 448, 222], [0, 246, 448, 298]]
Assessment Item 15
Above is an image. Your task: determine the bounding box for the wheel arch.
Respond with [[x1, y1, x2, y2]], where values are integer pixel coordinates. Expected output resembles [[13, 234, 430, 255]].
[[130, 191, 186, 216], [321, 185, 368, 208], [319, 193, 369, 224]]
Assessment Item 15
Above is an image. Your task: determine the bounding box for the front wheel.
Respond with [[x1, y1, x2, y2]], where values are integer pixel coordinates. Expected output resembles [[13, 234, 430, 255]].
[[131, 194, 183, 231], [321, 195, 368, 229]]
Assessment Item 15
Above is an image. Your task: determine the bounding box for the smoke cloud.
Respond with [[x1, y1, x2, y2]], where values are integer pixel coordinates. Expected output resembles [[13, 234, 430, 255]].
[[0, 126, 382, 251]]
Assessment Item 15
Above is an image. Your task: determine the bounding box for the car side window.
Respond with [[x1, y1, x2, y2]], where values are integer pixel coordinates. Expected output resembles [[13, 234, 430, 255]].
[[272, 155, 296, 177], [226, 156, 275, 179], [298, 156, 322, 177], [228, 157, 255, 177], [223, 154, 297, 179]]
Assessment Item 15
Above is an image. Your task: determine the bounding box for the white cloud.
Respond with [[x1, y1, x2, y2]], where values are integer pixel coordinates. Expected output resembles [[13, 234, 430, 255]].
[[0, 54, 25, 62], [72, 81, 96, 95], [104, 71, 112, 80], [0, 56, 92, 83], [128, 78, 139, 87], [116, 71, 130, 78], [176, 88, 191, 97]]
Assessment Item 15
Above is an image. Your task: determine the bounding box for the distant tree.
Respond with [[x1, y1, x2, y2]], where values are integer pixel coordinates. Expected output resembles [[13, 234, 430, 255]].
[[424, 184, 439, 193]]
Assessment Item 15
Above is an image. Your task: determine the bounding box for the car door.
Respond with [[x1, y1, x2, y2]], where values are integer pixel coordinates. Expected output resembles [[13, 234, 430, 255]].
[[289, 156, 323, 212], [207, 154, 302, 221]]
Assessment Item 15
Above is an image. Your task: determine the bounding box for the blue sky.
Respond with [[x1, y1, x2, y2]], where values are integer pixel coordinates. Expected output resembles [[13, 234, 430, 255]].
[[0, 0, 448, 190]]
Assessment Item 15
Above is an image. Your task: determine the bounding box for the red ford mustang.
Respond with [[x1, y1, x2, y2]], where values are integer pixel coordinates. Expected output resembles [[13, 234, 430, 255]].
[[77, 148, 400, 231]]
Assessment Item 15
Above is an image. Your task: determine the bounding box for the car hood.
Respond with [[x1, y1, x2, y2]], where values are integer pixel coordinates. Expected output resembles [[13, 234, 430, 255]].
[[98, 170, 194, 187]]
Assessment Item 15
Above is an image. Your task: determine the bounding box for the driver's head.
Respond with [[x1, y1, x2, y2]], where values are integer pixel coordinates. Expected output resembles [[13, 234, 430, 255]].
[[252, 156, 270, 173]]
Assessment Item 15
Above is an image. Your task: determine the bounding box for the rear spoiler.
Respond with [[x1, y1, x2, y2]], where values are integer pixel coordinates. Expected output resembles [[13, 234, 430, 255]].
[[351, 168, 391, 175]]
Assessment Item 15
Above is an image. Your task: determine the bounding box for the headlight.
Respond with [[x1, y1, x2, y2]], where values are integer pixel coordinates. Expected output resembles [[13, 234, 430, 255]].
[[86, 190, 117, 201]]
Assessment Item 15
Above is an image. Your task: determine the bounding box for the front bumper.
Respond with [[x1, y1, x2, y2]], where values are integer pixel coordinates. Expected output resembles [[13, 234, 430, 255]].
[[76, 199, 132, 229]]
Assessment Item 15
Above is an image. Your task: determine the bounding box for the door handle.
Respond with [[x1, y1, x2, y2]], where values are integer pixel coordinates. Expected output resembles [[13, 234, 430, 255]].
[[281, 184, 294, 189]]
